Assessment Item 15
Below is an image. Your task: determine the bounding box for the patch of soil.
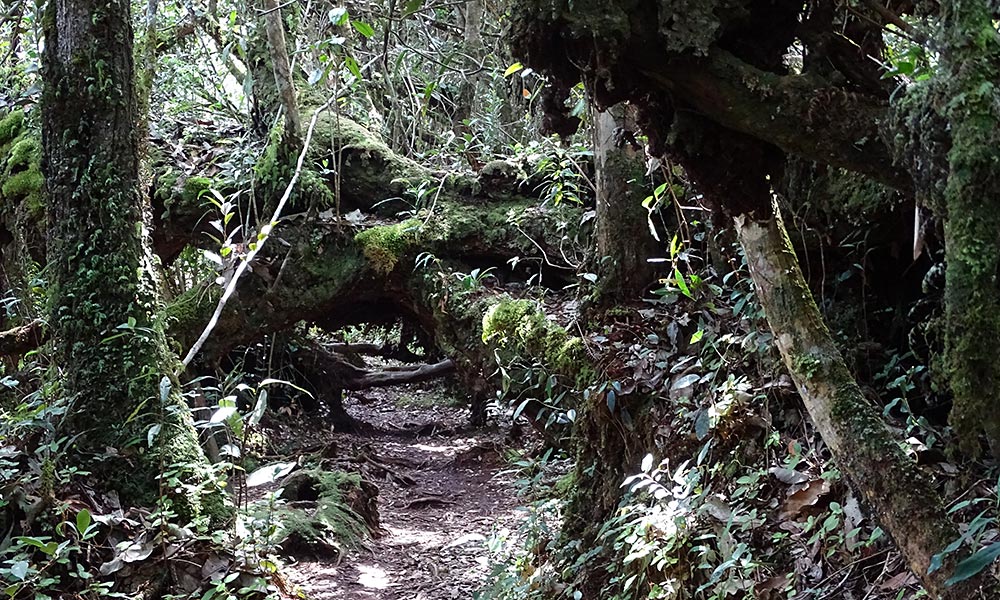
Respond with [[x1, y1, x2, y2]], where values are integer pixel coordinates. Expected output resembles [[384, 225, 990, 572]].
[[283, 385, 525, 599]]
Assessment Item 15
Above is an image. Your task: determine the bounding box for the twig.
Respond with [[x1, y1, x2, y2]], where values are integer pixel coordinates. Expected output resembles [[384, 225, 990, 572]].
[[180, 96, 336, 369]]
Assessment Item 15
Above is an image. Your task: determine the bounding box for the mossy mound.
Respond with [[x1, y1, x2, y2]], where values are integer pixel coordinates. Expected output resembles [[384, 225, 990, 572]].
[[482, 298, 591, 386], [0, 109, 43, 214], [354, 219, 423, 274]]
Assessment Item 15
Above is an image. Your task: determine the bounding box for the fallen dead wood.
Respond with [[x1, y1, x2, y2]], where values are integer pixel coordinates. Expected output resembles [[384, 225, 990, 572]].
[[0, 319, 44, 358], [341, 359, 455, 390]]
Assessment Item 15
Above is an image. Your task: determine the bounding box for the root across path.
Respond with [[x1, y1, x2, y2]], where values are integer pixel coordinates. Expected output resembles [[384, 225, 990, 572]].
[[282, 389, 524, 600]]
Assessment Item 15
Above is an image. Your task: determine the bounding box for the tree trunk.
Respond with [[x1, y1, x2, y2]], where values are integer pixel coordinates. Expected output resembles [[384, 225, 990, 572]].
[[592, 107, 656, 303], [42, 0, 219, 513], [735, 208, 996, 598], [935, 1, 1000, 453], [262, 0, 301, 140]]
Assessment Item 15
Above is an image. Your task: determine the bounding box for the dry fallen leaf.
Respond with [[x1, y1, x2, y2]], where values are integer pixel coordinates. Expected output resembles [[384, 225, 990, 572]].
[[779, 479, 831, 521], [879, 571, 918, 590]]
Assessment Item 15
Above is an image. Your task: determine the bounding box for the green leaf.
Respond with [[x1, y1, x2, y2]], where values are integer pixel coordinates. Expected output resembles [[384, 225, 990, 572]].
[[246, 462, 296, 487], [248, 389, 268, 428], [210, 406, 238, 423], [640, 453, 654, 472], [76, 509, 91, 535], [674, 268, 692, 298], [402, 0, 424, 16], [344, 54, 362, 80], [946, 542, 1000, 586], [504, 62, 524, 77], [9, 561, 28, 581], [352, 20, 375, 38], [147, 423, 161, 447]]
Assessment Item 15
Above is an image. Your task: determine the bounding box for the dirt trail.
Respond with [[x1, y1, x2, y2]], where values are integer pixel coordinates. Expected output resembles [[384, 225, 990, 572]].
[[283, 389, 523, 600]]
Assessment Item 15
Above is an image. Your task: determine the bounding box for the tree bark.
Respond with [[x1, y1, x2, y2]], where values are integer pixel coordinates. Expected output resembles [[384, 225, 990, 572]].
[[262, 0, 301, 140], [735, 208, 996, 598], [933, 1, 1000, 453], [42, 0, 219, 512], [592, 107, 656, 303]]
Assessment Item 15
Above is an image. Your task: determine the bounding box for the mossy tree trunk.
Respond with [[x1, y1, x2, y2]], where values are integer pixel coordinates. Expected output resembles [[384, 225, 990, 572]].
[[736, 208, 994, 597], [592, 106, 656, 304], [934, 1, 1000, 452], [42, 0, 219, 510]]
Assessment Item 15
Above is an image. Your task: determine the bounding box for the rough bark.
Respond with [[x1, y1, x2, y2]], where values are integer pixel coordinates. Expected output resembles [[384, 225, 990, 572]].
[[735, 208, 995, 598], [508, 1, 910, 191], [592, 107, 656, 303], [933, 1, 1000, 452], [0, 320, 43, 359], [42, 0, 219, 511]]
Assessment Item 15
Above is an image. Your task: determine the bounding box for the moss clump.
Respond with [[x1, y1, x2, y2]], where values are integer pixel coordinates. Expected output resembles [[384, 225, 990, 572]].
[[0, 109, 25, 144], [0, 118, 44, 212], [482, 298, 592, 385], [354, 219, 422, 274], [181, 176, 213, 203], [482, 299, 538, 343]]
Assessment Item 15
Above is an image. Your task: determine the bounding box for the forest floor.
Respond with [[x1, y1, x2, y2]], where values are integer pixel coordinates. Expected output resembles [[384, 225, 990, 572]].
[[276, 382, 528, 600]]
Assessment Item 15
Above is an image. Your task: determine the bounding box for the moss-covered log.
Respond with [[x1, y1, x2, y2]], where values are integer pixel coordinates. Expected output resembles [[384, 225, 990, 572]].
[[736, 208, 996, 597]]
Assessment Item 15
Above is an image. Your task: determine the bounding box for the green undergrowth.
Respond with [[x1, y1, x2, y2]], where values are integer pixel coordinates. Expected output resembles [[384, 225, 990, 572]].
[[477, 231, 919, 600], [252, 468, 373, 556]]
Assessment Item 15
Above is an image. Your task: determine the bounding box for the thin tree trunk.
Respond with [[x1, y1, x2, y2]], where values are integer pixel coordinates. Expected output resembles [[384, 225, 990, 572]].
[[735, 207, 995, 598], [592, 107, 656, 303], [262, 0, 301, 140]]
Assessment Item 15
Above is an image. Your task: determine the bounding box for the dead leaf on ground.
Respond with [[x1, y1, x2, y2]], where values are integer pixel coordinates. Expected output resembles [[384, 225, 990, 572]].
[[879, 571, 917, 590], [779, 479, 831, 521], [755, 574, 792, 598]]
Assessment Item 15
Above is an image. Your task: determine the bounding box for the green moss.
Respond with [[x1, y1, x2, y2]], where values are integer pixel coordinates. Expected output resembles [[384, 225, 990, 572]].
[[1, 130, 44, 210], [482, 299, 538, 342], [482, 298, 592, 386], [162, 283, 219, 351], [6, 136, 40, 169], [354, 219, 422, 274], [2, 169, 43, 205], [181, 176, 213, 203], [0, 109, 25, 145]]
